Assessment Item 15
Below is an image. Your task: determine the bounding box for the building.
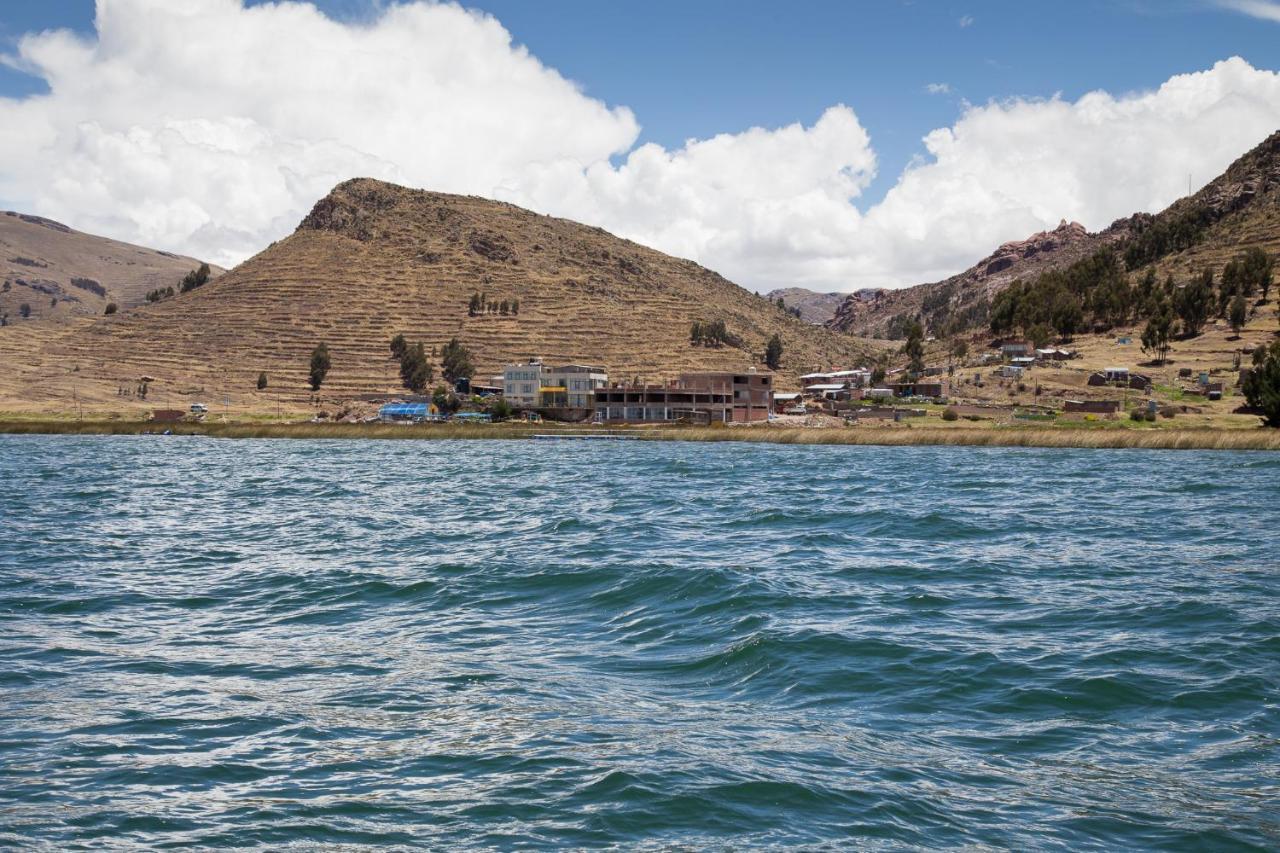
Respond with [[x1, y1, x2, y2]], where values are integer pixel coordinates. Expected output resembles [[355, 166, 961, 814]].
[[594, 370, 774, 423], [379, 402, 430, 422], [594, 383, 733, 423], [1001, 341, 1033, 359], [502, 360, 608, 408], [1063, 399, 1120, 415], [887, 379, 949, 398]]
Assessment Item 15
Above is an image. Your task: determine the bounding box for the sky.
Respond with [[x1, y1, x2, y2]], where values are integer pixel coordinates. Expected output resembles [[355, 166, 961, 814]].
[[0, 0, 1278, 292]]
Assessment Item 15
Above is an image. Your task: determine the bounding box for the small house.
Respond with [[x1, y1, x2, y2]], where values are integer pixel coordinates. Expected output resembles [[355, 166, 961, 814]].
[[1001, 341, 1033, 359], [1063, 399, 1120, 415]]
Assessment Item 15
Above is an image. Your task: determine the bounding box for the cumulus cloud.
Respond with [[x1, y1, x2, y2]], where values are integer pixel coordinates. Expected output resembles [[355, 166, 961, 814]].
[[1, 1, 1279, 292], [1216, 0, 1280, 22], [925, 82, 953, 95]]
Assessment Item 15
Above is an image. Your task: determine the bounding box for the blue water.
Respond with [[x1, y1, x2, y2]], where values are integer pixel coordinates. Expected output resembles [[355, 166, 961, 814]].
[[1, 436, 1277, 850]]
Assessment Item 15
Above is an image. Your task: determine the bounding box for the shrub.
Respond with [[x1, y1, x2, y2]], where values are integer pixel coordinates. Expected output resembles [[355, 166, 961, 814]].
[[942, 407, 959, 421], [489, 397, 514, 421], [1159, 406, 1177, 419], [1130, 408, 1145, 421], [104, 302, 118, 315], [256, 372, 268, 391]]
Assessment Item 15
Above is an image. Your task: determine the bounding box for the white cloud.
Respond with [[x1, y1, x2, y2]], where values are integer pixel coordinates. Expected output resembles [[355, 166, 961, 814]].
[[959, 15, 975, 28], [925, 83, 953, 95], [1216, 0, 1280, 22], [0, 2, 1278, 293]]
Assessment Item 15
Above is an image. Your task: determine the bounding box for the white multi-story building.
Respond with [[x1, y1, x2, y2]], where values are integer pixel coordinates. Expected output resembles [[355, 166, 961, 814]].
[[502, 360, 608, 409]]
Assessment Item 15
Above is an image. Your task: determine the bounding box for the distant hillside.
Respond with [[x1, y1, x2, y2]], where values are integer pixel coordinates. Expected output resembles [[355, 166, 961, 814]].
[[829, 129, 1280, 339], [0, 180, 875, 412], [0, 212, 220, 323], [764, 287, 847, 325]]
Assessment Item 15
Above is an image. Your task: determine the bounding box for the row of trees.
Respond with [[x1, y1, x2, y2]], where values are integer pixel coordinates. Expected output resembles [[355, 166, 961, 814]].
[[690, 319, 740, 348], [179, 263, 212, 294], [986, 247, 1274, 363], [468, 292, 519, 316], [146, 286, 175, 303]]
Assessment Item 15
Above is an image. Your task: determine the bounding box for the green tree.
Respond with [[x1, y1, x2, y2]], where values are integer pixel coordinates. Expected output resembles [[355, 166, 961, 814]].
[[1241, 247, 1274, 302], [1050, 291, 1084, 341], [1027, 323, 1053, 349], [179, 263, 211, 293], [489, 397, 514, 421], [19, 303, 30, 318], [949, 338, 969, 364], [511, 298, 519, 315], [1141, 297, 1174, 364], [1229, 294, 1248, 337], [389, 333, 407, 360], [104, 303, 118, 315], [256, 371, 268, 390], [399, 342, 432, 393], [308, 343, 331, 391], [764, 333, 783, 370], [1174, 270, 1213, 337], [433, 385, 461, 414], [440, 337, 475, 383], [468, 293, 481, 316], [902, 319, 925, 377], [1243, 340, 1280, 427]]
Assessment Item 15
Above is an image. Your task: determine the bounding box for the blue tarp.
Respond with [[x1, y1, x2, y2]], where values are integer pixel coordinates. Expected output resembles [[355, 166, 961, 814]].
[[380, 403, 429, 419]]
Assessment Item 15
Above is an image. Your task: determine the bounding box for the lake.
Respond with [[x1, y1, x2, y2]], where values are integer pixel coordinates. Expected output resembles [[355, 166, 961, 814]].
[[1, 436, 1277, 849]]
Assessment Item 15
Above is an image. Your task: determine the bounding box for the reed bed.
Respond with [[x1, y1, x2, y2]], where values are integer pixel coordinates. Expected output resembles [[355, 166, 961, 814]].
[[2, 419, 1279, 450]]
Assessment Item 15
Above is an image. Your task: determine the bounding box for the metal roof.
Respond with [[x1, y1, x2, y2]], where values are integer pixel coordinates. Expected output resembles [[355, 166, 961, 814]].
[[380, 403, 429, 417]]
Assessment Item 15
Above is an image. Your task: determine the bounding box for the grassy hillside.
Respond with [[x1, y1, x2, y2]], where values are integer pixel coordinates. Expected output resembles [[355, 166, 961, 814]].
[[0, 180, 875, 414], [0, 212, 219, 323], [830, 129, 1280, 340]]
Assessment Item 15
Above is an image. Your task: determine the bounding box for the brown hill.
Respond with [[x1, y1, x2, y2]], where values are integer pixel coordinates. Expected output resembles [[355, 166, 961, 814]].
[[0, 211, 220, 323], [829, 129, 1280, 339], [0, 180, 874, 413], [764, 287, 848, 325]]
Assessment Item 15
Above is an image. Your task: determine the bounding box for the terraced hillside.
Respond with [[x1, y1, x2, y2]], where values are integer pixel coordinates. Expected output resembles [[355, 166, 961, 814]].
[[0, 180, 874, 413], [0, 211, 220, 322], [830, 128, 1280, 339]]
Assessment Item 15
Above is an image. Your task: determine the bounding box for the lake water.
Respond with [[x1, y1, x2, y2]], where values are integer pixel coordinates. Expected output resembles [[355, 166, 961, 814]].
[[1, 436, 1277, 849]]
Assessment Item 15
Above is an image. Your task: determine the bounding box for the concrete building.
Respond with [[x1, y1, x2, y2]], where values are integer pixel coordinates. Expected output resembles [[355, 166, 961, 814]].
[[502, 360, 608, 409], [594, 370, 774, 423]]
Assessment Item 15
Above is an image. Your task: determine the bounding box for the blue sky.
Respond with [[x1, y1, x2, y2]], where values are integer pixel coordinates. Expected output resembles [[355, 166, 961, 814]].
[[0, 1, 1276, 289], [2, 0, 1275, 207]]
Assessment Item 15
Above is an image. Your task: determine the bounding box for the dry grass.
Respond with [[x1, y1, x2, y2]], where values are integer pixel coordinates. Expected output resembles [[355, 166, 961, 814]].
[[3, 419, 1278, 450], [0, 179, 875, 413]]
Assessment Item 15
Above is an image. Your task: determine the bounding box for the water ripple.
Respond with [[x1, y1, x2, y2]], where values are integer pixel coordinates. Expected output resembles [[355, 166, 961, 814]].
[[0, 436, 1277, 849]]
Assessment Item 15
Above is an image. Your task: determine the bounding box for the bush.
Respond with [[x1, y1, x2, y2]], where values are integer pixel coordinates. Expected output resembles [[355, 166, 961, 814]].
[[256, 372, 268, 391], [104, 302, 118, 315], [488, 397, 514, 421], [1159, 406, 1177, 419], [942, 407, 959, 421], [1130, 408, 1145, 421]]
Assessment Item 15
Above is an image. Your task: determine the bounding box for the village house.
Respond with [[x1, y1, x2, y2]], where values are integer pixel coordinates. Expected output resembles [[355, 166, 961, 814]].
[[1063, 399, 1121, 415], [1001, 341, 1033, 360], [886, 379, 949, 399]]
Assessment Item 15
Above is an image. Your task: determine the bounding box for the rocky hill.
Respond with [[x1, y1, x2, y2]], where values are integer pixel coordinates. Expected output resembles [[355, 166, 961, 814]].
[[829, 128, 1280, 339], [0, 212, 219, 324], [0, 180, 874, 412], [764, 287, 848, 325]]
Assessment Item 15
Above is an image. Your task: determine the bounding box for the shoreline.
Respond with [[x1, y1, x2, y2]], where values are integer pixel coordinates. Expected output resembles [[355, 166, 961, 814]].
[[2, 419, 1279, 450]]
